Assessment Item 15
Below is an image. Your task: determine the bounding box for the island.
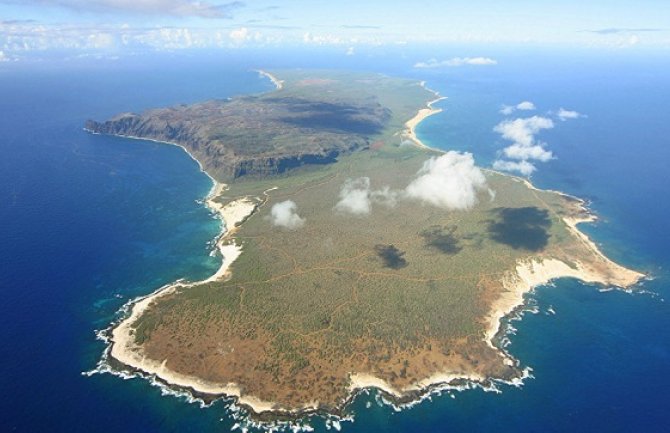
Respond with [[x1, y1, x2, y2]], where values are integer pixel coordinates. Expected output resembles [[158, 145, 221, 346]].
[[87, 70, 643, 420]]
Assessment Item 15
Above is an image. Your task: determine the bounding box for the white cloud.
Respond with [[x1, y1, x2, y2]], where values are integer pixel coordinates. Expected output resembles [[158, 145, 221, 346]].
[[370, 186, 398, 208], [302, 32, 344, 45], [500, 101, 535, 115], [335, 154, 489, 214], [494, 116, 554, 147], [626, 34, 641, 46], [229, 27, 249, 43], [0, 50, 7, 62], [10, 0, 244, 19], [335, 177, 373, 216], [516, 101, 536, 111], [334, 178, 398, 216], [404, 152, 488, 211], [492, 115, 556, 176], [503, 143, 553, 162], [557, 108, 582, 121], [492, 160, 537, 176], [414, 56, 497, 68], [0, 22, 249, 53], [87, 32, 116, 49], [447, 57, 497, 66], [346, 46, 355, 56], [269, 200, 305, 230]]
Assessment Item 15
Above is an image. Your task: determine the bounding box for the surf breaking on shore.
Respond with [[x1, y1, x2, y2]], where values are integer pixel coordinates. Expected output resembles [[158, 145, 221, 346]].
[[96, 73, 644, 420]]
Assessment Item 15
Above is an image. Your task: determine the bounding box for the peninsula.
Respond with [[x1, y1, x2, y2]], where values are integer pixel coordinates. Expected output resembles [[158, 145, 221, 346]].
[[88, 70, 642, 419]]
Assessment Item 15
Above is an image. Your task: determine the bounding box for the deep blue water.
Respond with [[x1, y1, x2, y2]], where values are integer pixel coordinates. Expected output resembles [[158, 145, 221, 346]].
[[0, 49, 668, 432]]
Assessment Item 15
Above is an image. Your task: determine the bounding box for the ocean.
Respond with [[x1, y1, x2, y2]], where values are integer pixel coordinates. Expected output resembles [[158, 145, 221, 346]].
[[0, 48, 668, 432]]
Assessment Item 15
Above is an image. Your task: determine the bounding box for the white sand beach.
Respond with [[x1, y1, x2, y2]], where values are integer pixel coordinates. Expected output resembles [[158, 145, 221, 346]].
[[257, 69, 284, 90], [403, 82, 447, 149]]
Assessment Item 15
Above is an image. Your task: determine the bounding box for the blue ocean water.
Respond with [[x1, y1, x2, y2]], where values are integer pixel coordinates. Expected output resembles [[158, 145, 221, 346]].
[[0, 49, 668, 432]]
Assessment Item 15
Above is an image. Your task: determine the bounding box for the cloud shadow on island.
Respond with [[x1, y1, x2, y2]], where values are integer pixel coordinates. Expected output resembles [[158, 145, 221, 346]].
[[375, 244, 408, 269], [269, 97, 389, 135], [487, 207, 551, 251], [420, 225, 463, 255]]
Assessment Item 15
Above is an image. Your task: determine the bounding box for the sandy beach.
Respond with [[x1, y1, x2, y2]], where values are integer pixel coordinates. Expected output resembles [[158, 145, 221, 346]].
[[107, 190, 293, 414], [257, 69, 284, 90], [403, 82, 447, 149], [484, 209, 644, 351], [90, 129, 283, 413]]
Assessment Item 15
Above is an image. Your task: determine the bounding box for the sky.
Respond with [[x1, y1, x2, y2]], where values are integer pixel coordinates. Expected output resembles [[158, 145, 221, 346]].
[[1, 0, 669, 60]]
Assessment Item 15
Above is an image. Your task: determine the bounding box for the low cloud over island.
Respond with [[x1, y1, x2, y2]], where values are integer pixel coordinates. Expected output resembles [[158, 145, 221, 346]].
[[335, 177, 398, 216], [335, 151, 490, 216], [269, 200, 305, 229], [405, 152, 489, 210]]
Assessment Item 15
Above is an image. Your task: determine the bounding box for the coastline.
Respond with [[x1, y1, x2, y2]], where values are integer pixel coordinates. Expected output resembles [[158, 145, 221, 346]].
[[348, 370, 485, 400], [482, 177, 644, 351], [106, 178, 280, 413], [87, 129, 294, 414], [256, 69, 284, 90], [94, 75, 645, 420], [403, 81, 447, 149]]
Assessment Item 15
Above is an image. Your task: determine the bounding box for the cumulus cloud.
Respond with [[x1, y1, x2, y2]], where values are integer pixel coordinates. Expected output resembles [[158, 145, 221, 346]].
[[494, 116, 554, 148], [269, 200, 305, 230], [492, 115, 555, 176], [370, 186, 398, 208], [404, 152, 488, 211], [446, 57, 497, 66], [302, 32, 344, 45], [334, 154, 489, 214], [622, 34, 641, 47], [492, 160, 536, 176], [334, 178, 399, 216], [502, 143, 553, 162], [6, 0, 244, 18], [0, 21, 274, 54], [335, 177, 373, 216], [229, 26, 249, 43], [414, 56, 497, 68], [556, 108, 582, 121], [516, 101, 536, 111], [500, 100, 536, 115]]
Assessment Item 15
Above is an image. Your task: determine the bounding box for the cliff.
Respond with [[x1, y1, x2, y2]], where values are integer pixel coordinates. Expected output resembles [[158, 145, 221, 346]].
[[86, 95, 391, 182]]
